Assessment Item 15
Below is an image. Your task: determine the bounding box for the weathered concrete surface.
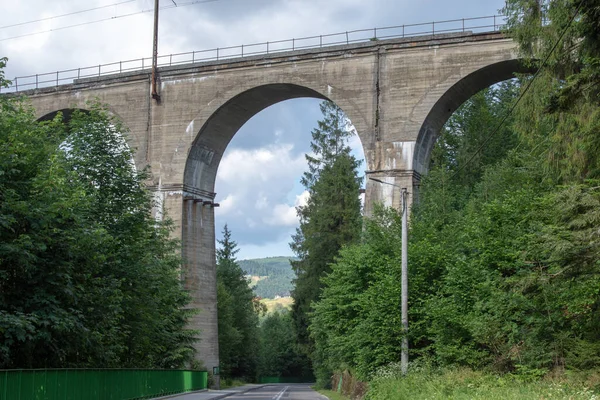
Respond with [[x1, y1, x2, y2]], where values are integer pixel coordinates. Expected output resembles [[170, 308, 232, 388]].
[[18, 30, 526, 382]]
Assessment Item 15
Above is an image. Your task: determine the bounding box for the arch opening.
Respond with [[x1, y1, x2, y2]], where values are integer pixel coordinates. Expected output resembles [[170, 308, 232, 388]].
[[183, 84, 330, 197], [180, 83, 366, 381], [37, 108, 87, 123], [413, 59, 534, 176]]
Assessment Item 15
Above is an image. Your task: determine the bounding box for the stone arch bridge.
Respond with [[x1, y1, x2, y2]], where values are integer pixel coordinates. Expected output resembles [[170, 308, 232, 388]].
[[14, 30, 526, 374]]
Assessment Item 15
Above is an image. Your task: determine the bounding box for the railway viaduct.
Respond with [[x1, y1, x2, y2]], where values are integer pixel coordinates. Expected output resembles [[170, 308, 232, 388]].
[[11, 28, 526, 377]]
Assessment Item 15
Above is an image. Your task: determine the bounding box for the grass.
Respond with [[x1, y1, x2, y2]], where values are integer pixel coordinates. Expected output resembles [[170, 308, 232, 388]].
[[248, 275, 266, 288], [365, 366, 600, 400], [219, 378, 247, 389], [317, 389, 350, 400], [260, 296, 294, 312]]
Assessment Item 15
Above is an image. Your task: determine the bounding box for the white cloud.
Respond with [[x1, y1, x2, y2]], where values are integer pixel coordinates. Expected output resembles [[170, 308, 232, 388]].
[[262, 190, 309, 227], [216, 143, 306, 191], [255, 194, 269, 210], [218, 194, 236, 214], [214, 141, 308, 246], [265, 204, 297, 227], [295, 190, 310, 208]]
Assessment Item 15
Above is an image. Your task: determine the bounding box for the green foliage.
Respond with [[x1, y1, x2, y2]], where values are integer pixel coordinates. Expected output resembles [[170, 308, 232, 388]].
[[432, 82, 520, 190], [0, 57, 9, 87], [310, 82, 526, 381], [290, 100, 362, 380], [310, 3, 600, 389], [503, 0, 600, 182], [0, 93, 195, 368], [311, 207, 404, 382], [216, 225, 261, 380], [256, 311, 311, 379]]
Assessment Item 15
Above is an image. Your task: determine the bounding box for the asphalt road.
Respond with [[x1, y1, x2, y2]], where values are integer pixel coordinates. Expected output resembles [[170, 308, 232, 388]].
[[224, 384, 327, 400]]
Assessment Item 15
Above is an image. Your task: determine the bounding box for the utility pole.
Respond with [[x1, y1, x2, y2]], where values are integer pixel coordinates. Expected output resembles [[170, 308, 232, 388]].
[[369, 177, 409, 374], [151, 0, 160, 101], [400, 187, 408, 375]]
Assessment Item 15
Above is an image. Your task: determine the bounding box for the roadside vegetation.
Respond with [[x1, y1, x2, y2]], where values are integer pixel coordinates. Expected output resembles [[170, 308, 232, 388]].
[[366, 365, 600, 400], [318, 389, 350, 400], [0, 60, 196, 369], [307, 0, 600, 398]]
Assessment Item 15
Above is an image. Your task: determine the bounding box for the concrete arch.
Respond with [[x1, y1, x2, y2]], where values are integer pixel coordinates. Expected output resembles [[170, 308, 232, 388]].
[[27, 96, 148, 171], [412, 59, 532, 175], [37, 108, 88, 123], [183, 83, 332, 196]]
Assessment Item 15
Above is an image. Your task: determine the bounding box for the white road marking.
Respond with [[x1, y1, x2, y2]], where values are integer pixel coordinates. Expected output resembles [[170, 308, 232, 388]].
[[273, 385, 289, 400]]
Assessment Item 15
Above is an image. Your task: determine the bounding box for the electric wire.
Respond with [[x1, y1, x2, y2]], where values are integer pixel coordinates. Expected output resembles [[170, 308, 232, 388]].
[[0, 0, 136, 30], [0, 0, 223, 42], [449, 2, 584, 180]]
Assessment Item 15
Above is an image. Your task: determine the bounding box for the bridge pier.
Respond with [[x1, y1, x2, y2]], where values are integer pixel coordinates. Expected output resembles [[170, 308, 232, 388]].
[[365, 170, 420, 215], [181, 194, 220, 388]]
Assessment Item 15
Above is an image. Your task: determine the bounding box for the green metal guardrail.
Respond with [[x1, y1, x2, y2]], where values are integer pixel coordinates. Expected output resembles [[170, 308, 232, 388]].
[[0, 369, 208, 400]]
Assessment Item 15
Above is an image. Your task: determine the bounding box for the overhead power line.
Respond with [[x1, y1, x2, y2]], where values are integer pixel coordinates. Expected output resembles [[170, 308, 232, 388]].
[[0, 0, 136, 30], [0, 0, 223, 42], [450, 2, 584, 180]]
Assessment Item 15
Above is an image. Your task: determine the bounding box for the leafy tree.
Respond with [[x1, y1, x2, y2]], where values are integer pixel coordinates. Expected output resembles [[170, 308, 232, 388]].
[[431, 82, 520, 190], [0, 81, 195, 368], [308, 2, 600, 386], [216, 225, 261, 380], [310, 207, 404, 382], [290, 100, 362, 381], [257, 311, 311, 379]]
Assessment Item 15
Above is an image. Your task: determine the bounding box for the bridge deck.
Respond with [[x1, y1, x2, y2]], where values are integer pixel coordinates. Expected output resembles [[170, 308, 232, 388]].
[[6, 30, 508, 96], [3, 14, 507, 94]]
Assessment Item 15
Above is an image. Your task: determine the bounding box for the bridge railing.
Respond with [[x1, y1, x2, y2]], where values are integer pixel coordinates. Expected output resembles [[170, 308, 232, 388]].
[[2, 14, 507, 94], [0, 368, 208, 400]]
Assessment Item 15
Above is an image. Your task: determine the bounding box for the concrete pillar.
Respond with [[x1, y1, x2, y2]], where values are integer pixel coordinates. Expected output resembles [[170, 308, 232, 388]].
[[364, 170, 420, 216], [181, 196, 220, 388]]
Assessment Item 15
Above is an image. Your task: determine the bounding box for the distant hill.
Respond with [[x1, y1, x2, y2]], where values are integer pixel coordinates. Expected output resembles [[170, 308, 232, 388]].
[[239, 256, 296, 299]]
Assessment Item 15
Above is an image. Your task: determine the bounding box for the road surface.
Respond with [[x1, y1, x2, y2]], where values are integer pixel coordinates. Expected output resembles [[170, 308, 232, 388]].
[[161, 384, 328, 400], [225, 384, 326, 400]]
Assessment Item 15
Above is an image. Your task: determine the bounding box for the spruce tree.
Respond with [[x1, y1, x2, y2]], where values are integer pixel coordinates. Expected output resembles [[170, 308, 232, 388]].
[[216, 225, 260, 380], [290, 101, 362, 377]]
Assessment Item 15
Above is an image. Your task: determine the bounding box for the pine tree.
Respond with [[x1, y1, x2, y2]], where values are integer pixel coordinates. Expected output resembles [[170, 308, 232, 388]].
[[290, 101, 362, 378], [503, 0, 600, 181], [216, 225, 260, 380]]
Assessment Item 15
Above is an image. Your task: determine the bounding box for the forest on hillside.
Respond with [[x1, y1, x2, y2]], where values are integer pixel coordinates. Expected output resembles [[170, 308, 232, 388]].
[[239, 257, 296, 298]]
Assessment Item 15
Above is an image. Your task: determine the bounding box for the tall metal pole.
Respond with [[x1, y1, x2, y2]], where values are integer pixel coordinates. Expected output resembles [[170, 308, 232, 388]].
[[401, 187, 409, 375], [368, 177, 409, 374], [151, 0, 160, 101]]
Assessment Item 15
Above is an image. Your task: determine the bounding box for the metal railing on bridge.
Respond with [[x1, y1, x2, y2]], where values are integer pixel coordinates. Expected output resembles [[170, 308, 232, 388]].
[[0, 368, 208, 400], [2, 14, 507, 94]]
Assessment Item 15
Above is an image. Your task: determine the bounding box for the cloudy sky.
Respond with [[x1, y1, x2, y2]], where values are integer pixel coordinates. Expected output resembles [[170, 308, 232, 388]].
[[1, 0, 506, 259]]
